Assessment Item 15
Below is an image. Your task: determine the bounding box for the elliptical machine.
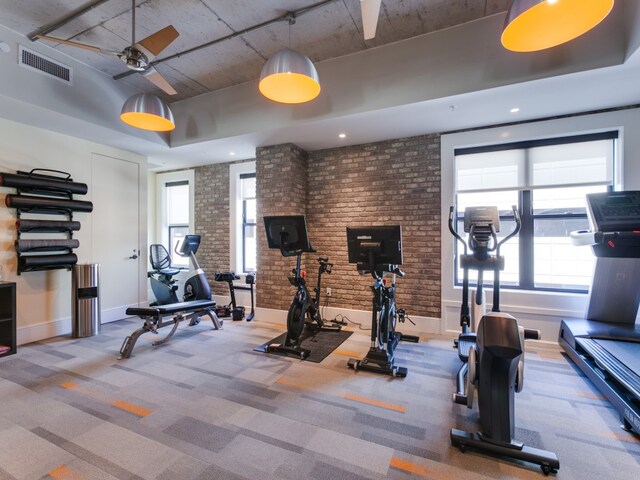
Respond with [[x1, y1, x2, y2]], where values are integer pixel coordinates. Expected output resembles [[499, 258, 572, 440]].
[[448, 206, 559, 475], [148, 235, 212, 306]]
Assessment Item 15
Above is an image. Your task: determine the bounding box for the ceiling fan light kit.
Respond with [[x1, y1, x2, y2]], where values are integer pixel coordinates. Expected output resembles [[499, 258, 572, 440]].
[[120, 93, 175, 132], [502, 0, 615, 52], [259, 48, 321, 104]]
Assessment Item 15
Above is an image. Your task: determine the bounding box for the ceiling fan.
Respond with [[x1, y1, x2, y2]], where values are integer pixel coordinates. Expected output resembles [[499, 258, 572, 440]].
[[35, 0, 179, 95], [361, 0, 382, 40]]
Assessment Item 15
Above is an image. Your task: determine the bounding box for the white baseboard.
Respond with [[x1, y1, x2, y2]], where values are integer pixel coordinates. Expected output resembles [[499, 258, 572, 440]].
[[17, 302, 144, 346], [252, 305, 440, 337]]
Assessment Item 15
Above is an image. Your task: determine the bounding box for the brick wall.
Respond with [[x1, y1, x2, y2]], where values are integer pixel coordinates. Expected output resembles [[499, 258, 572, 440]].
[[306, 135, 441, 318], [255, 143, 308, 310], [253, 134, 441, 318]]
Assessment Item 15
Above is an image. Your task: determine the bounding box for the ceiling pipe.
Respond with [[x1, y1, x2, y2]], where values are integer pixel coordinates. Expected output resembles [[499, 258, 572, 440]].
[[28, 0, 113, 41], [113, 0, 340, 81]]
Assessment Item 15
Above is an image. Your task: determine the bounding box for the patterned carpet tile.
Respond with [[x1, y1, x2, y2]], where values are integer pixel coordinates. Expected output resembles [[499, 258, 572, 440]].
[[0, 318, 638, 479]]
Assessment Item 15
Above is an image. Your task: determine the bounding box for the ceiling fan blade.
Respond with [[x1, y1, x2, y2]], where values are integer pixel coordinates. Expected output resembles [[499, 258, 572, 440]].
[[36, 34, 103, 54], [141, 67, 177, 95], [360, 0, 382, 40], [135, 25, 179, 59]]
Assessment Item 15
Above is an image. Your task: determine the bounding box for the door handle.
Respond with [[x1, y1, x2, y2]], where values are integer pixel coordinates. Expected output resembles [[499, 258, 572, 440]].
[[128, 249, 139, 260]]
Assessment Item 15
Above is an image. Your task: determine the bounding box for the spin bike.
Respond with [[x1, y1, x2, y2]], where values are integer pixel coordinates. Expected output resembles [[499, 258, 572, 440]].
[[448, 206, 559, 474], [264, 215, 341, 359], [346, 225, 419, 377]]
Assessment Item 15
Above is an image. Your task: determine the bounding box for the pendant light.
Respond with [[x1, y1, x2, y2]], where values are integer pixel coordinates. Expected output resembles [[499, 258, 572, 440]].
[[259, 13, 320, 104], [501, 0, 615, 53], [120, 93, 175, 132]]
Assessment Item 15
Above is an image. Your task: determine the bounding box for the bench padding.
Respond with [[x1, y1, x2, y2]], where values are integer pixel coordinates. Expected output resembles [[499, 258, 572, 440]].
[[126, 299, 216, 317]]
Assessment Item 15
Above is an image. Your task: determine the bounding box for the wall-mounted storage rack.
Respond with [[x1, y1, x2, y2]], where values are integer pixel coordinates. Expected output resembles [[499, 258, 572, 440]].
[[0, 169, 93, 274]]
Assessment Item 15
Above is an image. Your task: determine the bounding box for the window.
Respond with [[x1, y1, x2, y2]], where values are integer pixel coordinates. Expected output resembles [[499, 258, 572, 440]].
[[230, 161, 256, 274], [241, 173, 256, 272], [454, 132, 616, 292], [155, 170, 194, 268], [166, 181, 190, 267]]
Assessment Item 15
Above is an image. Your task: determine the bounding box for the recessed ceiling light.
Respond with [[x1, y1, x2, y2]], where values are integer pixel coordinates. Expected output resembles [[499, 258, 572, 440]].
[[0, 42, 10, 53], [338, 133, 346, 138], [229, 152, 236, 156], [510, 107, 520, 113]]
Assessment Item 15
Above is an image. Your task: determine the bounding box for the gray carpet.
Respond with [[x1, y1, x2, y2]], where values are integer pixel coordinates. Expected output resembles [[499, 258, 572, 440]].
[[0, 318, 638, 479]]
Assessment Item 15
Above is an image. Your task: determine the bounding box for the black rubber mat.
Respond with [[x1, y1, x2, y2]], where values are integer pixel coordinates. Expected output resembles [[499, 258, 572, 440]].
[[254, 327, 353, 363]]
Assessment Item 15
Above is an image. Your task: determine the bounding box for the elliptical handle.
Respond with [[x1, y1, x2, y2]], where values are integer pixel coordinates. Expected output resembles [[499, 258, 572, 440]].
[[448, 205, 468, 255], [497, 205, 521, 254]]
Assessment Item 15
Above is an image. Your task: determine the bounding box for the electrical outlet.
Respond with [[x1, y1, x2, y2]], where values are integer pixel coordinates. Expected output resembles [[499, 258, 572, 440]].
[[326, 287, 332, 297]]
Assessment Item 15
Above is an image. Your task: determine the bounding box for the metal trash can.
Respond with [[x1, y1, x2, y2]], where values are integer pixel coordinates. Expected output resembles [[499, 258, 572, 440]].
[[72, 263, 101, 338]]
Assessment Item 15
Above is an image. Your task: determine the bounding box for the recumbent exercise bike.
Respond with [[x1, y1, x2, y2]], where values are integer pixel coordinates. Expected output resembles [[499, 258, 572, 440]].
[[148, 235, 211, 306], [346, 225, 419, 377], [448, 205, 559, 475], [263, 215, 342, 359]]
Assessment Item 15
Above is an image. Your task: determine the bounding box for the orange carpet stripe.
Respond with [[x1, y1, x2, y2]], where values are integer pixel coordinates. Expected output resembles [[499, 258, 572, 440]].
[[342, 393, 406, 413], [576, 391, 607, 400], [49, 465, 86, 480], [610, 432, 640, 443], [389, 457, 455, 480], [275, 377, 316, 391], [111, 400, 153, 417], [59, 381, 78, 390], [333, 349, 363, 357], [419, 337, 429, 342]]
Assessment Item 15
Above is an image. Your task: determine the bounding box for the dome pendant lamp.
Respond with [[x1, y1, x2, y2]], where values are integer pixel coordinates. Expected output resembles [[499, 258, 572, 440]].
[[120, 93, 175, 132], [501, 0, 615, 53], [259, 13, 320, 104]]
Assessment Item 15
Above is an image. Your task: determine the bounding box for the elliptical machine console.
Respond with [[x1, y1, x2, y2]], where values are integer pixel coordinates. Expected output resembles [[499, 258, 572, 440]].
[[448, 205, 559, 475], [148, 234, 212, 306]]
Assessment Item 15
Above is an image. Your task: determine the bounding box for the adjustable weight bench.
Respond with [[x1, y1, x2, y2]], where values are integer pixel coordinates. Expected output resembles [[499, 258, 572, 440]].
[[119, 299, 222, 359]]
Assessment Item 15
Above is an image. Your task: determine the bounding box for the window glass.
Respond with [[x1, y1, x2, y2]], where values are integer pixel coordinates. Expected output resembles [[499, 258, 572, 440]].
[[454, 134, 615, 292], [167, 183, 189, 225], [240, 174, 257, 273]]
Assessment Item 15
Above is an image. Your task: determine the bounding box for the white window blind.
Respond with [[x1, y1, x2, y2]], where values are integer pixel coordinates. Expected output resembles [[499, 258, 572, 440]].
[[456, 138, 614, 193]]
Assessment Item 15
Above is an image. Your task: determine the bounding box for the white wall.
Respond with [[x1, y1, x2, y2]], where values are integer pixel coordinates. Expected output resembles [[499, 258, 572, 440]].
[[0, 117, 147, 345], [440, 108, 640, 342]]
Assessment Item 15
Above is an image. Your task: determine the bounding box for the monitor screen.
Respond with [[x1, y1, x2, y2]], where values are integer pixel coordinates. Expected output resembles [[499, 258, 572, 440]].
[[264, 215, 313, 252], [177, 234, 200, 255], [346, 225, 403, 266]]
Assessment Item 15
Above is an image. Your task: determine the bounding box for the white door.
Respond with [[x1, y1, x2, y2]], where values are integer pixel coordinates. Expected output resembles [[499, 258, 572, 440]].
[[91, 153, 140, 322]]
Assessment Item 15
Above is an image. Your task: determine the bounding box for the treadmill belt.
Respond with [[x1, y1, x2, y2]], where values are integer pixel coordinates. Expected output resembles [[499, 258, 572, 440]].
[[576, 338, 640, 399], [594, 339, 640, 374]]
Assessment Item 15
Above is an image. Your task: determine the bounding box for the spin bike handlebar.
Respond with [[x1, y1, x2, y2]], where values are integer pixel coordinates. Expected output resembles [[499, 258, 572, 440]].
[[279, 245, 317, 257]]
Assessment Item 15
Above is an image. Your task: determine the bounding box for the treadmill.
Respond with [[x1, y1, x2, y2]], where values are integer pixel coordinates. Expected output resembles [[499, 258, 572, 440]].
[[559, 190, 640, 435]]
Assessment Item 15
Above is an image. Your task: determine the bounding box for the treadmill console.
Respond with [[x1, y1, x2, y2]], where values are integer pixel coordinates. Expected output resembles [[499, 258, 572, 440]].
[[586, 191, 640, 233], [570, 191, 640, 258]]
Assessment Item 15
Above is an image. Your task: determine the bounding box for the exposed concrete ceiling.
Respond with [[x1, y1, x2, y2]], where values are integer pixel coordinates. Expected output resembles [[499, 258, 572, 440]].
[[1, 0, 511, 102], [1, 0, 639, 171]]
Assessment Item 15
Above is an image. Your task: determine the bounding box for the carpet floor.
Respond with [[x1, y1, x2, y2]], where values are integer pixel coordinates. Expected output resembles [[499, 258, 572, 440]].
[[0, 317, 638, 480]]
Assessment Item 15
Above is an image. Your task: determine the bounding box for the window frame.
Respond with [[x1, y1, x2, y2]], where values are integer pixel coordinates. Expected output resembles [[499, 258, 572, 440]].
[[240, 173, 256, 273], [229, 161, 257, 275], [453, 132, 617, 294], [155, 170, 195, 268]]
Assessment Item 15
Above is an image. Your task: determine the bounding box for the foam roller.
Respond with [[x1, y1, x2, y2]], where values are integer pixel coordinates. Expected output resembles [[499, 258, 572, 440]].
[[16, 219, 81, 232], [15, 239, 79, 253], [5, 194, 93, 213], [18, 253, 78, 271], [0, 171, 88, 195]]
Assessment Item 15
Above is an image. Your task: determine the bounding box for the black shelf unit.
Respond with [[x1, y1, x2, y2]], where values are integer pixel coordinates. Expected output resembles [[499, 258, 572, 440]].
[[0, 282, 16, 358]]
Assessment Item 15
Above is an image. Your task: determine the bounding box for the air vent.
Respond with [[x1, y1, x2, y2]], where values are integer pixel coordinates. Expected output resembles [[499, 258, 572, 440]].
[[18, 46, 72, 84]]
